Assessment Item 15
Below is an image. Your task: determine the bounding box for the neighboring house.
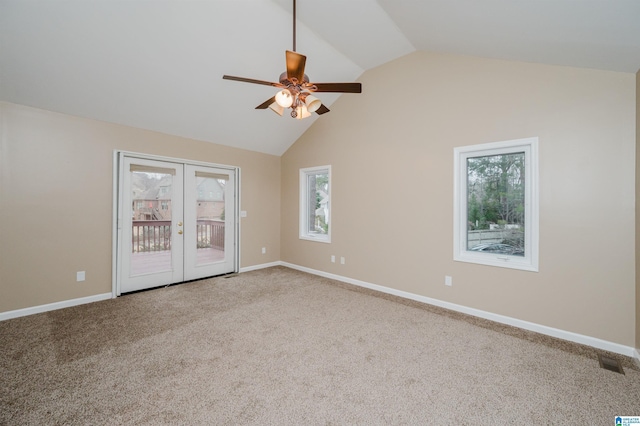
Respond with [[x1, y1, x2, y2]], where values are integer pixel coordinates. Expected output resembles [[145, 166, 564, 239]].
[[131, 174, 225, 221], [195, 177, 225, 220], [132, 175, 173, 221]]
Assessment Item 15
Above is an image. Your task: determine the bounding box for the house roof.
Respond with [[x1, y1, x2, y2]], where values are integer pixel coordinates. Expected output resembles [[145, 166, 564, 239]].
[[1, 0, 639, 156], [132, 174, 173, 201]]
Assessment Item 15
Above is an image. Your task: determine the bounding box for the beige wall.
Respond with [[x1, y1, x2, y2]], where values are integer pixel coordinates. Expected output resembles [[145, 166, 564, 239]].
[[0, 102, 281, 312], [281, 51, 636, 346]]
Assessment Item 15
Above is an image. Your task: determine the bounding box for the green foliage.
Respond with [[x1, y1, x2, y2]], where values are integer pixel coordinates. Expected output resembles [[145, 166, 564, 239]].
[[197, 240, 211, 249], [314, 173, 329, 209]]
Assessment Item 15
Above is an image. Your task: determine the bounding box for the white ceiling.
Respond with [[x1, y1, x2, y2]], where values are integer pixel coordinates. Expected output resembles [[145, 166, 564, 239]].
[[1, 0, 639, 156]]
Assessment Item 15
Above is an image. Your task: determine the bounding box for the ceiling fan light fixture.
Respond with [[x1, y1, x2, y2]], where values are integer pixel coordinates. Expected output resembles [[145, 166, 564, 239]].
[[275, 89, 294, 108], [222, 0, 361, 119], [295, 104, 311, 120], [304, 94, 322, 113], [269, 102, 285, 116]]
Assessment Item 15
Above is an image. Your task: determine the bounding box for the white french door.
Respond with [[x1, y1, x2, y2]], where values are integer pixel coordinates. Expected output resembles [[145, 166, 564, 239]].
[[183, 164, 236, 281], [116, 154, 238, 294]]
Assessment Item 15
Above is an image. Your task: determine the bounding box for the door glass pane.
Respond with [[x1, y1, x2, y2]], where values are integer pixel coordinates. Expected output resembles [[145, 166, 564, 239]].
[[130, 169, 174, 275], [466, 152, 525, 256], [195, 174, 227, 266]]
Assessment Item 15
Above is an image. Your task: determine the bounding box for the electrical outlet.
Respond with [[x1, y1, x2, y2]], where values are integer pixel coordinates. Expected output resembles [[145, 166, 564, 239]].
[[331, 255, 335, 263], [445, 275, 452, 286], [340, 257, 345, 265], [261, 247, 266, 254], [77, 271, 86, 282]]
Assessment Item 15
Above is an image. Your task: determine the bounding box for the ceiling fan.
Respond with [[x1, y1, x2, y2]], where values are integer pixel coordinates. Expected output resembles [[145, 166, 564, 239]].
[[222, 0, 362, 119]]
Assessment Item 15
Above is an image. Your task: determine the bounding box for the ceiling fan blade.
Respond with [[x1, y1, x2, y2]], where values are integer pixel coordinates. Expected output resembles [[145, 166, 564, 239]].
[[311, 82, 362, 93], [286, 50, 306, 83], [315, 104, 330, 115], [256, 96, 276, 109], [223, 75, 283, 88]]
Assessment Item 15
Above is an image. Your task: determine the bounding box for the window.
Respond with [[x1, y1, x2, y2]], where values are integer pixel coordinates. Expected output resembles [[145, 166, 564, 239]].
[[454, 137, 538, 271], [300, 165, 331, 243]]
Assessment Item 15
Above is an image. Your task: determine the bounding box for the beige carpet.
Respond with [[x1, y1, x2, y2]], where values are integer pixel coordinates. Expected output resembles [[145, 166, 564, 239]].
[[1, 266, 639, 425]]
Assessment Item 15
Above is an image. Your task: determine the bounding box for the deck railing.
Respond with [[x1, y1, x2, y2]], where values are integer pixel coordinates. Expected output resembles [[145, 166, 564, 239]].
[[197, 220, 225, 250], [132, 220, 224, 253], [132, 220, 171, 253]]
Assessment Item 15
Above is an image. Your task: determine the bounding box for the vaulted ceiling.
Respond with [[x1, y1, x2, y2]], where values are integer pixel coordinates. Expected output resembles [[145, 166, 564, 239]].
[[2, 0, 639, 156]]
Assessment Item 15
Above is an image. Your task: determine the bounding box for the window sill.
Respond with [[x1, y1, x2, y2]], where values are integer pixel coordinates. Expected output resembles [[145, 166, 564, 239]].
[[299, 234, 331, 244], [454, 252, 538, 272]]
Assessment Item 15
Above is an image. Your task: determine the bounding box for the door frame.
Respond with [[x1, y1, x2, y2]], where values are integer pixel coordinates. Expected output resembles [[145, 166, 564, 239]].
[[112, 150, 240, 297]]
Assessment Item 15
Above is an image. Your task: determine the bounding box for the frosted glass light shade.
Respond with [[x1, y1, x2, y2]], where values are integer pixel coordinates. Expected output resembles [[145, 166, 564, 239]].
[[275, 89, 293, 108], [304, 95, 322, 113], [295, 105, 311, 120]]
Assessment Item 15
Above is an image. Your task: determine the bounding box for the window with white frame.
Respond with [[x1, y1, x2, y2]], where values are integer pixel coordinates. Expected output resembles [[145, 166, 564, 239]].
[[454, 137, 539, 271], [300, 165, 331, 243]]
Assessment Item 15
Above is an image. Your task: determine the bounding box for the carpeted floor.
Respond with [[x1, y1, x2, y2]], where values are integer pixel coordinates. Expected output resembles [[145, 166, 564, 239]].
[[1, 266, 639, 424]]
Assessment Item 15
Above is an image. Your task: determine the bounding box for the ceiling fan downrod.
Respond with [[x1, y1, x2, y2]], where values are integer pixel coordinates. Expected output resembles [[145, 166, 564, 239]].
[[292, 0, 297, 52]]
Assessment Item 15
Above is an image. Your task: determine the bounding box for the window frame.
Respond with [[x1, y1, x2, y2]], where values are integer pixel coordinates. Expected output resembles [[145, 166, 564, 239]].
[[453, 137, 539, 272], [299, 165, 332, 243]]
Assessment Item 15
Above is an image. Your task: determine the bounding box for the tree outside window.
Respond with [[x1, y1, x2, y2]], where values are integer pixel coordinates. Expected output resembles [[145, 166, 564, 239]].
[[467, 152, 525, 255]]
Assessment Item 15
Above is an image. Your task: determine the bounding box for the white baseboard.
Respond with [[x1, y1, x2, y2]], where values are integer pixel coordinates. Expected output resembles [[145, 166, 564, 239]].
[[0, 293, 113, 321], [239, 261, 283, 273], [4, 263, 637, 361], [281, 262, 637, 358]]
